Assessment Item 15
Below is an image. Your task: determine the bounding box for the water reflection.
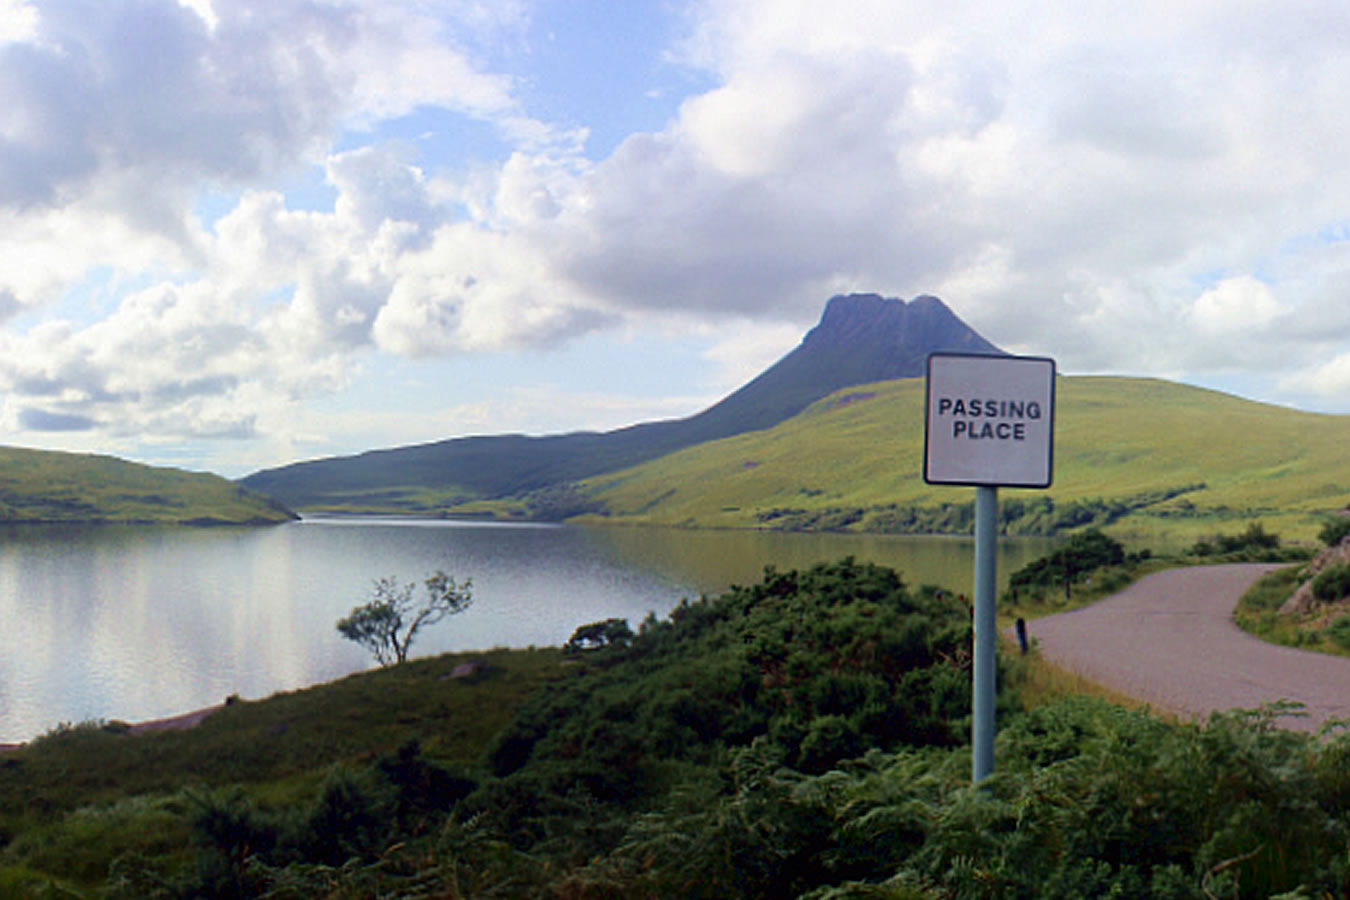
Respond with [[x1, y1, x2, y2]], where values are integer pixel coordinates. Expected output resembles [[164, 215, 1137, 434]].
[[582, 526, 1056, 597]]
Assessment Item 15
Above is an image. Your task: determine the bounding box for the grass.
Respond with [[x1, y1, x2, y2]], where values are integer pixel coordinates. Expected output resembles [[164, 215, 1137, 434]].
[[1232, 563, 1350, 657], [0, 646, 566, 893], [1005, 640, 1181, 720], [0, 446, 295, 524], [559, 376, 1350, 542]]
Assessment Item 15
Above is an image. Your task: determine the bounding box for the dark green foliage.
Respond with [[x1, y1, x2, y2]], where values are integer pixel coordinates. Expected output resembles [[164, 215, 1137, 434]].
[[1320, 516, 1350, 547], [290, 768, 391, 867], [563, 617, 634, 654], [1313, 564, 1350, 603], [185, 789, 283, 898], [1190, 521, 1300, 562], [577, 698, 1350, 900], [1008, 528, 1126, 593], [517, 482, 606, 521], [469, 559, 980, 863], [859, 485, 1205, 537], [163, 743, 472, 896]]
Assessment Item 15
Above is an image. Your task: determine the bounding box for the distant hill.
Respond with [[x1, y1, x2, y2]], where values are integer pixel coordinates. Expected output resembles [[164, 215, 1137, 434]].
[[240, 294, 1002, 511], [572, 376, 1350, 542], [0, 446, 296, 524]]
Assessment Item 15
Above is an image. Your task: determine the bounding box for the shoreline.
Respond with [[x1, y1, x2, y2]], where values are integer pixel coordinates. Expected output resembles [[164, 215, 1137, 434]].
[[0, 702, 225, 753]]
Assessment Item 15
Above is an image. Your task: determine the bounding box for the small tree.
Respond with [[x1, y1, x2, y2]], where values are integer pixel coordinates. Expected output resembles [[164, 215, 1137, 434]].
[[337, 571, 472, 666]]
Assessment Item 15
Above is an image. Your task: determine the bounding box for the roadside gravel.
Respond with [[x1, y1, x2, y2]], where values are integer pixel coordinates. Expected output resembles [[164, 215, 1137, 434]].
[[1026, 563, 1350, 732]]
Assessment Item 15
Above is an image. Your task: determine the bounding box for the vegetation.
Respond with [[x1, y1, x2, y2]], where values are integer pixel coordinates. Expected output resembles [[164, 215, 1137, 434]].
[[7, 558, 1350, 897], [1319, 516, 1350, 547], [1313, 564, 1350, 603], [0, 446, 295, 524], [1008, 529, 1125, 593], [997, 529, 1159, 615], [1232, 566, 1350, 656], [0, 647, 563, 895], [568, 377, 1350, 542], [1184, 521, 1304, 562], [336, 571, 473, 666]]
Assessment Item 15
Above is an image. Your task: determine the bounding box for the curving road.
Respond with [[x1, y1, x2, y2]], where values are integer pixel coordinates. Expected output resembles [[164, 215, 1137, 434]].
[[1025, 563, 1350, 732]]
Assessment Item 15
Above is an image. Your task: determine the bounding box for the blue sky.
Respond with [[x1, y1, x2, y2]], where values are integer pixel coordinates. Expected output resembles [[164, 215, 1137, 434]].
[[2, 0, 1350, 477]]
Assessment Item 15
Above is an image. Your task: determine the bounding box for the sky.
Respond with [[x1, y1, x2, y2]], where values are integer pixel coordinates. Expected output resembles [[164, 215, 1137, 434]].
[[3, 0, 1350, 478]]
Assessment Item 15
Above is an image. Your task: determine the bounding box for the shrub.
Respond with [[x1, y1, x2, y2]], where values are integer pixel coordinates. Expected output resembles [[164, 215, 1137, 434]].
[[1313, 565, 1350, 603], [467, 559, 984, 864], [1320, 517, 1350, 547], [1008, 529, 1126, 593], [563, 618, 634, 654], [1327, 615, 1350, 650]]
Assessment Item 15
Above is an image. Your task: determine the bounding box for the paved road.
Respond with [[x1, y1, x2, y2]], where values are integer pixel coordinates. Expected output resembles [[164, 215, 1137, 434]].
[[1027, 563, 1350, 732]]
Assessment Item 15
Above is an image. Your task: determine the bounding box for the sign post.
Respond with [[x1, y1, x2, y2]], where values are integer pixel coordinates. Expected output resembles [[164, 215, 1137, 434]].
[[923, 353, 1055, 783]]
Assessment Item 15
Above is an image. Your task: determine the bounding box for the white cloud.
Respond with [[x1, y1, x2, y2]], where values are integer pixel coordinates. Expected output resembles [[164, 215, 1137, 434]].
[[1191, 277, 1284, 333], [1277, 352, 1350, 400], [0, 0, 36, 43]]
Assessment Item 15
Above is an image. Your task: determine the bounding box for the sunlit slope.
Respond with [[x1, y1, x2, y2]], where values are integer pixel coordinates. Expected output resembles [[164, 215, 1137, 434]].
[[0, 447, 296, 524], [578, 376, 1350, 540]]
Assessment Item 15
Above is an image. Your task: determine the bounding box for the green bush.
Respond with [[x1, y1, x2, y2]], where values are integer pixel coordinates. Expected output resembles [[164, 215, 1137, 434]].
[[1326, 615, 1350, 650], [1320, 517, 1350, 547], [1008, 528, 1126, 593], [469, 559, 985, 862], [1190, 522, 1306, 562], [1313, 565, 1350, 603]]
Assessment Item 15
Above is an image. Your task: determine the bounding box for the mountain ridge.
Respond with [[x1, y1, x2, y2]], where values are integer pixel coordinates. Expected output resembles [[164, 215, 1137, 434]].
[[241, 293, 1001, 510]]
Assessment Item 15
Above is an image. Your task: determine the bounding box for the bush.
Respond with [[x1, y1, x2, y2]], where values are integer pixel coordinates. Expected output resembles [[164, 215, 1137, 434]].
[[1190, 522, 1302, 562], [1326, 615, 1350, 651], [1008, 529, 1126, 593], [1313, 565, 1350, 603], [563, 618, 634, 654], [1320, 517, 1350, 547], [468, 559, 985, 863]]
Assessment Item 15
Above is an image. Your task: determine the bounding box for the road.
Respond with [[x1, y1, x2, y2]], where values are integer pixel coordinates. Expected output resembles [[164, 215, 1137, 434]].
[[1026, 563, 1350, 732]]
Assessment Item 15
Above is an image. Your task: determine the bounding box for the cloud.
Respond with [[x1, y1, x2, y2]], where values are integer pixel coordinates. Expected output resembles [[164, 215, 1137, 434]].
[[1277, 352, 1350, 401], [8, 0, 1350, 465], [18, 408, 97, 432], [1191, 277, 1284, 334]]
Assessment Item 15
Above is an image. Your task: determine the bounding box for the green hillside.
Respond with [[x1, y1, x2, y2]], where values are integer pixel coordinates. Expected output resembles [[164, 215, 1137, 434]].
[[572, 376, 1350, 542], [0, 446, 295, 524]]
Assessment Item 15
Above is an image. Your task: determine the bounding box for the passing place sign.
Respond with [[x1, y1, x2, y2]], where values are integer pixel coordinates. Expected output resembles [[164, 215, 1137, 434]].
[[923, 353, 1056, 488]]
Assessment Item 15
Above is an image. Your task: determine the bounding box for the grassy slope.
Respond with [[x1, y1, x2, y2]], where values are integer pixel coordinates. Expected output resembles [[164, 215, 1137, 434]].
[[0, 647, 563, 892], [0, 446, 295, 524], [574, 376, 1350, 542]]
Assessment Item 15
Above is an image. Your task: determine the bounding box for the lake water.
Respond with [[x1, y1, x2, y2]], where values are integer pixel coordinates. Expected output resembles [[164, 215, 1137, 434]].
[[0, 516, 1055, 743]]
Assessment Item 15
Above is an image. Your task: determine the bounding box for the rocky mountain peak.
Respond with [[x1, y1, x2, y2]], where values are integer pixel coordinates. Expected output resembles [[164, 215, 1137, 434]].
[[801, 292, 1003, 368]]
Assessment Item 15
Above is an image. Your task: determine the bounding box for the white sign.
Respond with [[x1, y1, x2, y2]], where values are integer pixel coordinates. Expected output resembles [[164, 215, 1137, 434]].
[[923, 353, 1056, 488]]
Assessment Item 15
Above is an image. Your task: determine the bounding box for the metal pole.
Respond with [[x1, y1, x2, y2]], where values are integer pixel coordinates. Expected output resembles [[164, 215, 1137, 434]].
[[972, 484, 998, 783]]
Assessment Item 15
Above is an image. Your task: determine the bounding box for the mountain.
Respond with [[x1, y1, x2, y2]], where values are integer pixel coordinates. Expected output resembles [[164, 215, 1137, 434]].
[[240, 294, 1003, 511], [0, 446, 296, 524]]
